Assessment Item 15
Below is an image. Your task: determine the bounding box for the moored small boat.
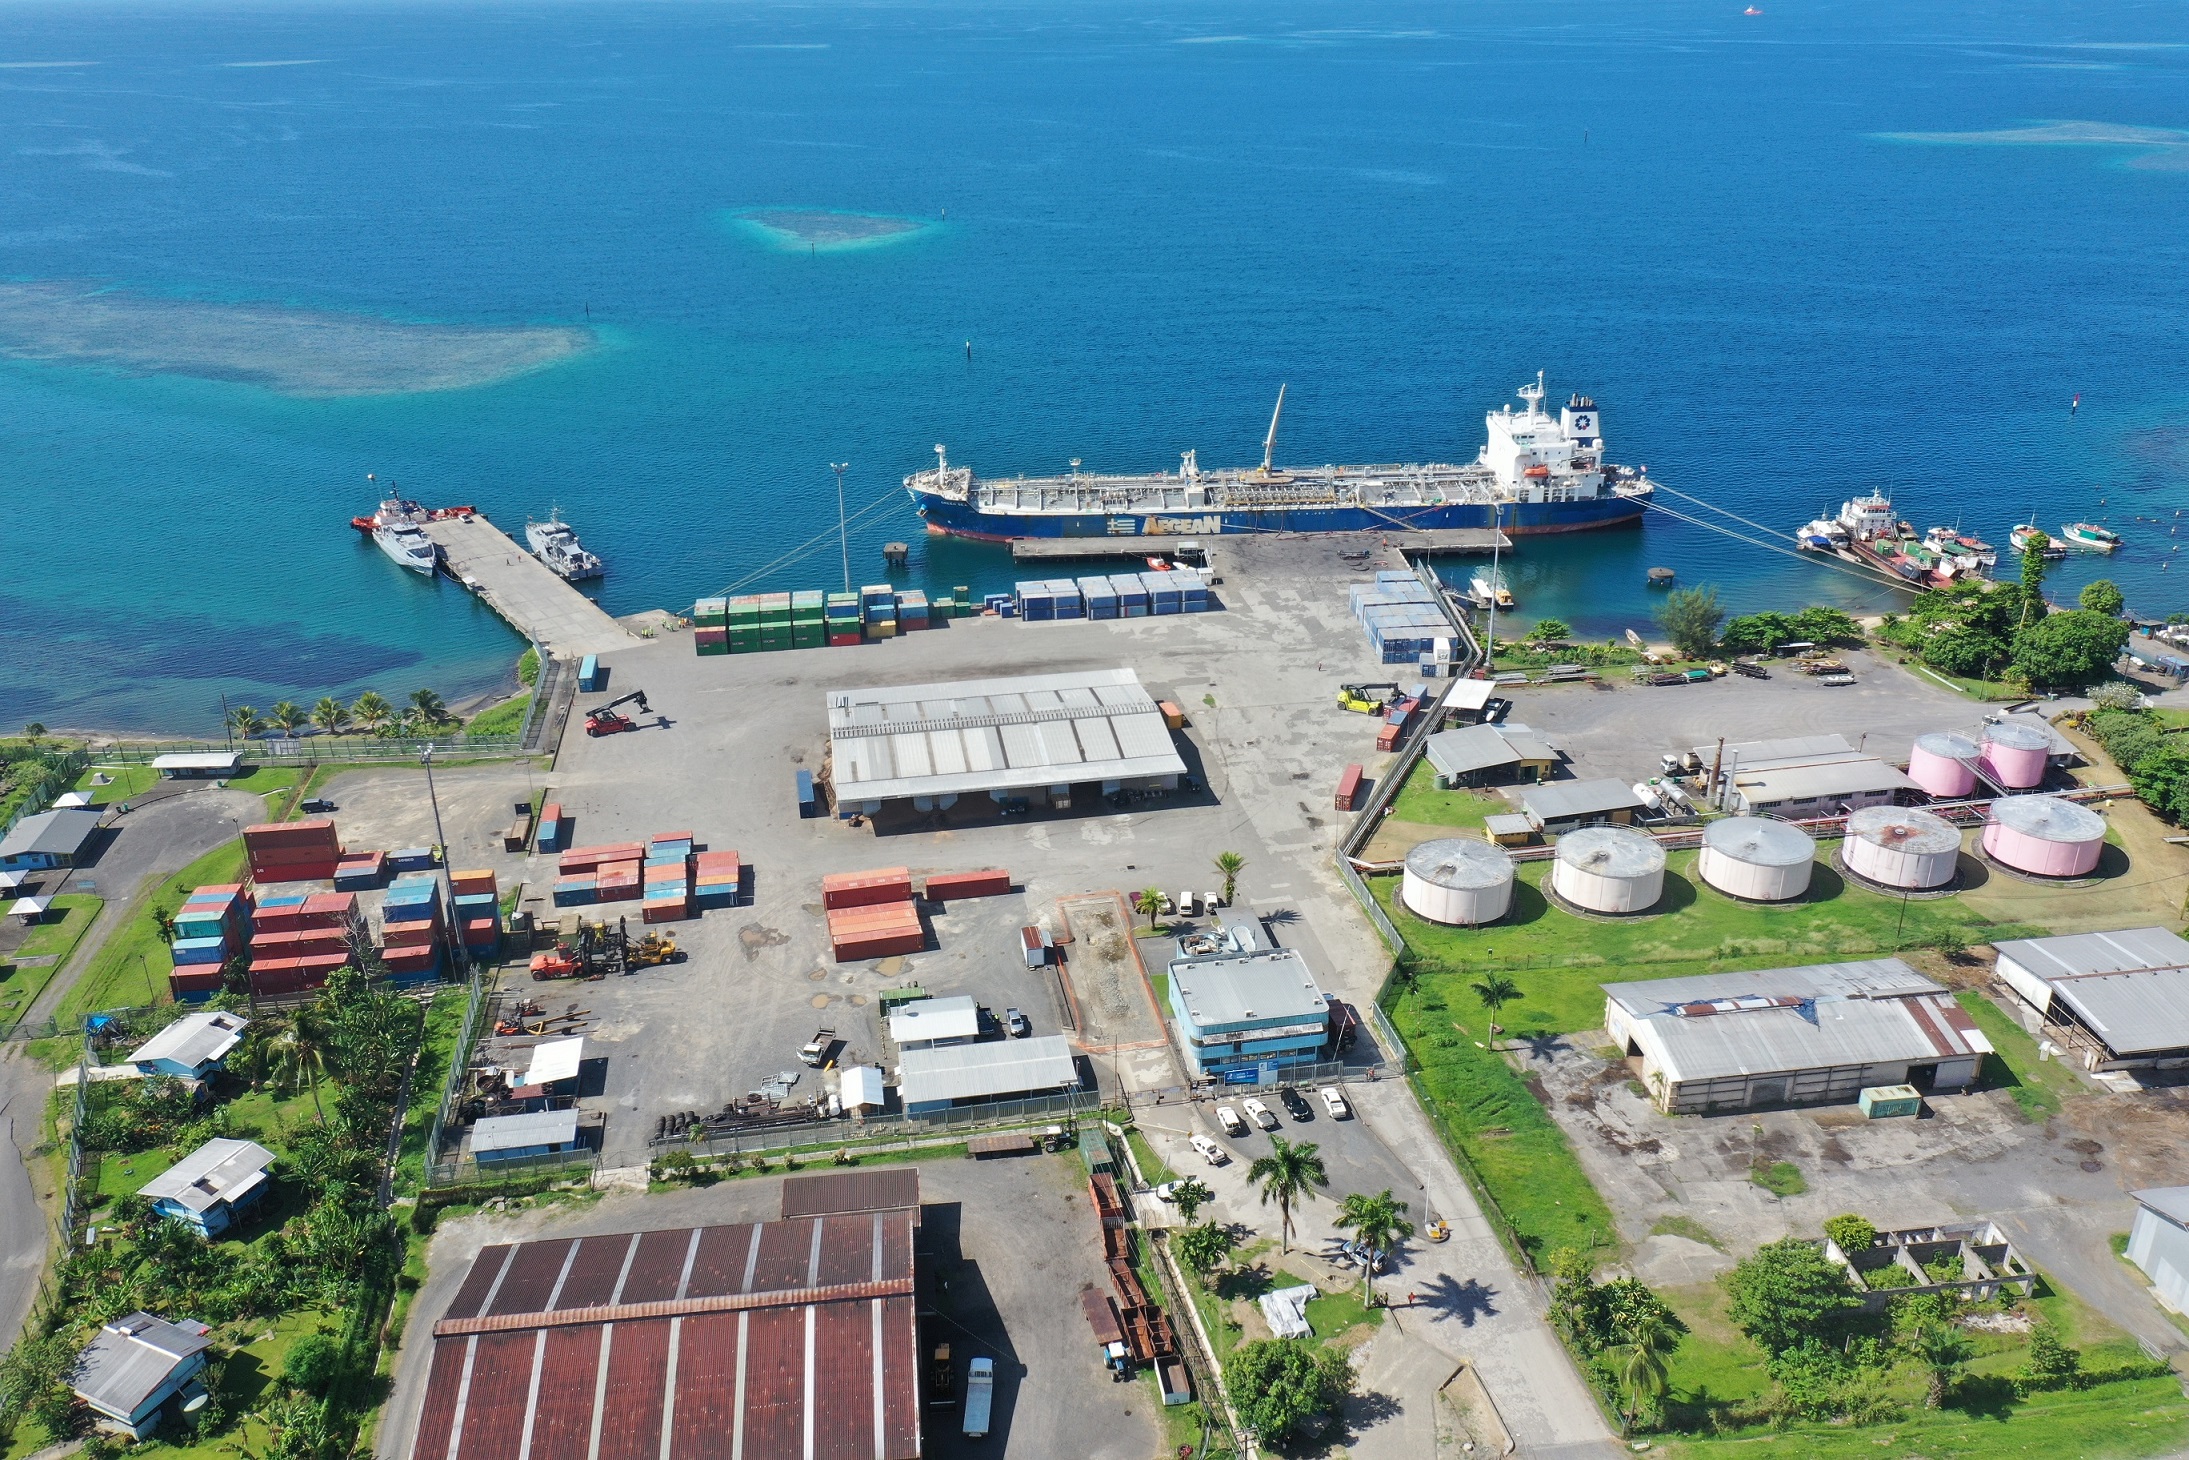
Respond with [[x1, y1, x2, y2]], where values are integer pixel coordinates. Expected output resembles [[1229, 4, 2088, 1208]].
[[2061, 521, 2121, 552]]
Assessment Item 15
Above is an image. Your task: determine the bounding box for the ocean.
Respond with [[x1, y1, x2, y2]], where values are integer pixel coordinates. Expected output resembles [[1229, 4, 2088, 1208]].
[[2, 0, 2186, 733]]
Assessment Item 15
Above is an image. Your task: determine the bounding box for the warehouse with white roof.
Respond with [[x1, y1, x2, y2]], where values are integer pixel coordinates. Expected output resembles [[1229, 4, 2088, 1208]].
[[1991, 927, 2189, 1071], [896, 1034, 1080, 1115], [826, 667, 1187, 816], [1604, 959, 1990, 1113], [1698, 734, 1915, 818]]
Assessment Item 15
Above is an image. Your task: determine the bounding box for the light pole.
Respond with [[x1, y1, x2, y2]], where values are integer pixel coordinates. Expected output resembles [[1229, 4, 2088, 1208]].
[[422, 743, 461, 977], [831, 463, 852, 594], [1483, 501, 1504, 671]]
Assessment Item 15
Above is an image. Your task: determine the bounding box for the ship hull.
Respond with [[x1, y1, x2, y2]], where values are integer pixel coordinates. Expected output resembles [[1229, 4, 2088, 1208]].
[[909, 491, 1646, 542]]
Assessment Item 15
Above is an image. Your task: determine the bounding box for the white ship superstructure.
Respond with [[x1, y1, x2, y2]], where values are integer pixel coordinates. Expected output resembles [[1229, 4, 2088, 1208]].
[[526, 509, 605, 581], [372, 497, 438, 575]]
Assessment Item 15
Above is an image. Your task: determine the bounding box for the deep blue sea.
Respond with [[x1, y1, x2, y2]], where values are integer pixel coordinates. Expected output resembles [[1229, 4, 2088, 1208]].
[[3, 0, 2187, 733]]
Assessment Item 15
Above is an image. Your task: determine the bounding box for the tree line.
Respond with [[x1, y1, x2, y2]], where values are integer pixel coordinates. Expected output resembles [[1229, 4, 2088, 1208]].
[[227, 687, 454, 741]]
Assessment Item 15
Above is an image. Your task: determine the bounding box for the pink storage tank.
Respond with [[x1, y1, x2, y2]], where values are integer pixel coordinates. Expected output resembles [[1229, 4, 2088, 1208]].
[[1982, 795, 2105, 878], [1907, 733, 1978, 798], [1979, 721, 2051, 790]]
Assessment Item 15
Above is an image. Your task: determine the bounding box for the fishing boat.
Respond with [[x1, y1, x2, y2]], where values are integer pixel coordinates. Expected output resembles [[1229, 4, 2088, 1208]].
[[1923, 525, 1996, 578], [2008, 521, 2067, 559], [2061, 522, 2121, 552], [1468, 566, 1516, 610]]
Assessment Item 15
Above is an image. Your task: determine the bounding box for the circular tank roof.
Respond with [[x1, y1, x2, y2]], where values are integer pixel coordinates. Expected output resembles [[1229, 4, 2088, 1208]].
[[1404, 837, 1515, 890], [1915, 732, 1979, 759], [1982, 721, 2050, 752], [1554, 824, 1666, 878], [1988, 794, 2105, 842], [1701, 816, 1816, 867], [1846, 804, 1961, 854]]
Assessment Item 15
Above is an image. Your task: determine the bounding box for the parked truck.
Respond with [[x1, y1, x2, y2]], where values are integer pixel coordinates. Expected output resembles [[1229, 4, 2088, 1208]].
[[798, 1027, 837, 1067], [962, 1356, 995, 1438]]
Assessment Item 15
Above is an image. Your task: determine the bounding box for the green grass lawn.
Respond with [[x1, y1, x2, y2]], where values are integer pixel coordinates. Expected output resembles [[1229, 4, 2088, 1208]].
[[1954, 989, 2087, 1120], [394, 988, 477, 1193], [1126, 1128, 1178, 1187], [58, 838, 247, 1025], [466, 692, 532, 739], [1303, 1281, 1384, 1342], [71, 763, 164, 804], [0, 892, 101, 1023], [1387, 764, 1507, 832]]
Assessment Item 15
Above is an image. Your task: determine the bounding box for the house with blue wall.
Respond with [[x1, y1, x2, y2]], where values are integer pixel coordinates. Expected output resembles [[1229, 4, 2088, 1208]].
[[139, 1138, 274, 1236], [128, 1011, 249, 1081]]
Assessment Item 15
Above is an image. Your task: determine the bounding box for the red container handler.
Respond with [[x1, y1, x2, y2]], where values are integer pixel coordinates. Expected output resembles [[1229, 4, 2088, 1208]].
[[923, 868, 1011, 901], [821, 867, 914, 910], [1334, 764, 1364, 812]]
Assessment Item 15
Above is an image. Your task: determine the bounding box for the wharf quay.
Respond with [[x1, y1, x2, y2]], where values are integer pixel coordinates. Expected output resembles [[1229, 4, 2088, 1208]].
[[1007, 526, 1508, 563], [421, 514, 639, 659]]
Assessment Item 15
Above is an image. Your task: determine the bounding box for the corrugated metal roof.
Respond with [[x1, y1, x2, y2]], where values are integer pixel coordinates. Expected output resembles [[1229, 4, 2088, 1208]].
[[1520, 779, 1643, 822], [129, 1010, 248, 1071], [1692, 733, 1854, 764], [2049, 971, 2189, 1055], [2135, 1187, 2189, 1228], [138, 1138, 274, 1215], [780, 1168, 922, 1220], [1731, 755, 1915, 806], [150, 752, 243, 771], [524, 1036, 586, 1087], [1606, 959, 1942, 1011], [1994, 927, 2189, 981], [828, 667, 1186, 801], [1169, 948, 1330, 1029], [470, 1109, 580, 1153], [74, 1313, 210, 1419], [887, 995, 980, 1044], [896, 1034, 1079, 1106], [0, 808, 102, 859], [1425, 725, 1540, 779]]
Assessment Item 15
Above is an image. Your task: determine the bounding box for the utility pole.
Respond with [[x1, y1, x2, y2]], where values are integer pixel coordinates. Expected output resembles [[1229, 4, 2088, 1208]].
[[831, 463, 851, 594], [422, 743, 462, 976], [1484, 501, 1504, 668]]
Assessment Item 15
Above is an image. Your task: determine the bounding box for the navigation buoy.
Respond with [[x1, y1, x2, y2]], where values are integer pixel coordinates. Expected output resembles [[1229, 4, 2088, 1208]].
[[2072, 392, 2080, 412]]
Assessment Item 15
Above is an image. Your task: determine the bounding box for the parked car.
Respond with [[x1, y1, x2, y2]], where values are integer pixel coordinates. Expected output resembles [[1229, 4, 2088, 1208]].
[[1242, 1098, 1279, 1132], [1215, 1106, 1248, 1137], [300, 798, 337, 814], [1278, 1087, 1313, 1121], [1340, 1239, 1387, 1273], [1319, 1086, 1351, 1119], [1188, 1133, 1229, 1165], [1004, 1008, 1030, 1038], [1482, 697, 1513, 723]]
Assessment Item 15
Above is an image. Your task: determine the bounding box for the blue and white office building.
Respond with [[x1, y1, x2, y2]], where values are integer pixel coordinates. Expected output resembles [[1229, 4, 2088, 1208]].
[[1166, 946, 1332, 1080]]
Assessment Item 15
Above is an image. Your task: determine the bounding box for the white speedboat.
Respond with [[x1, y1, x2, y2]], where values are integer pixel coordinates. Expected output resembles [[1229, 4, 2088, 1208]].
[[370, 496, 437, 575], [526, 508, 604, 581]]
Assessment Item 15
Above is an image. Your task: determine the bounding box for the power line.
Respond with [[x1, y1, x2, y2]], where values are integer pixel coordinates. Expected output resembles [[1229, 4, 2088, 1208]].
[[706, 484, 908, 602]]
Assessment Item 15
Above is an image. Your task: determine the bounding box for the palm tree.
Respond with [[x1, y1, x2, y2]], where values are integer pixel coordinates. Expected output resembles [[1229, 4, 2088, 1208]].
[[1332, 1189, 1415, 1302], [269, 1016, 333, 1121], [1213, 850, 1247, 906], [21, 722, 45, 743], [351, 691, 393, 735], [1616, 1315, 1680, 1432], [409, 687, 448, 725], [1906, 1319, 1971, 1409], [228, 704, 264, 740], [1169, 1177, 1213, 1226], [269, 700, 306, 738], [1470, 973, 1522, 1036], [1246, 1135, 1328, 1255], [310, 697, 351, 738], [1134, 886, 1166, 929]]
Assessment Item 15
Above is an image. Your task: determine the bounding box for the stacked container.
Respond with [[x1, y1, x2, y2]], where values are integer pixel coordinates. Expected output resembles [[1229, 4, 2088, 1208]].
[[1015, 581, 1056, 620], [791, 590, 826, 649], [1143, 572, 1183, 615], [1349, 573, 1455, 666], [537, 802, 565, 853], [726, 594, 762, 653], [693, 850, 742, 909], [332, 850, 387, 891], [823, 866, 914, 909], [379, 874, 444, 983], [250, 889, 361, 997], [642, 832, 693, 922], [821, 866, 922, 961], [554, 841, 641, 905], [862, 584, 899, 639], [170, 883, 250, 999], [692, 596, 728, 657], [1112, 574, 1150, 617], [898, 589, 930, 630], [388, 846, 438, 873], [1078, 575, 1120, 620], [245, 819, 342, 885], [826, 592, 863, 646], [450, 869, 501, 960], [595, 859, 642, 903]]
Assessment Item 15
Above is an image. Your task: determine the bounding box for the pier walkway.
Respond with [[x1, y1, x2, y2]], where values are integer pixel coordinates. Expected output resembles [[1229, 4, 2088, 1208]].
[[422, 514, 638, 658]]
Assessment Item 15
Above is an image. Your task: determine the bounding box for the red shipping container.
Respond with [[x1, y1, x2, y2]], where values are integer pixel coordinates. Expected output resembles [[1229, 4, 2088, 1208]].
[[460, 916, 498, 941], [450, 870, 497, 896], [821, 867, 914, 910], [642, 900, 689, 924], [1375, 724, 1402, 753], [694, 850, 741, 870], [830, 928, 924, 962], [381, 923, 437, 950], [559, 843, 645, 873], [825, 900, 919, 932], [1335, 764, 1364, 812], [828, 633, 862, 648], [650, 830, 695, 845], [596, 882, 641, 903], [245, 819, 340, 848], [169, 968, 224, 995], [383, 948, 438, 974], [251, 861, 339, 886], [924, 869, 1011, 901], [300, 891, 357, 921], [540, 802, 562, 824]]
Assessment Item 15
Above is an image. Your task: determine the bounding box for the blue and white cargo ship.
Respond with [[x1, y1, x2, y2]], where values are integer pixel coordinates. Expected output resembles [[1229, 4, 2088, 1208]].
[[904, 375, 1656, 541]]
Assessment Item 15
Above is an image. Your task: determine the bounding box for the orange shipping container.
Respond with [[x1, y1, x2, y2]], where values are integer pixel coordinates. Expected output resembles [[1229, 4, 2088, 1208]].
[[924, 869, 1012, 901], [450, 870, 498, 896], [821, 867, 914, 909]]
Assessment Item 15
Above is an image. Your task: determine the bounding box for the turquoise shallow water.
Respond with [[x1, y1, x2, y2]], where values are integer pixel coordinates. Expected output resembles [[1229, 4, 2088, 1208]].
[[2, 0, 2186, 731]]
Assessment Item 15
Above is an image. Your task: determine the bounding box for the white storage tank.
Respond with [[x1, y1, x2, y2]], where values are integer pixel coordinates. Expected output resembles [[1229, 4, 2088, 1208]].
[[1842, 805, 1962, 890], [1979, 721, 2051, 790], [1551, 825, 1666, 915], [1983, 795, 2106, 878], [1907, 732, 1979, 799], [1698, 816, 1817, 902], [1401, 837, 1516, 926]]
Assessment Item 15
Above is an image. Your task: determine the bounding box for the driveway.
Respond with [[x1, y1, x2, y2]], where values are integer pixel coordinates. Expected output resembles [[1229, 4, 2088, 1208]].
[[0, 785, 265, 1349]]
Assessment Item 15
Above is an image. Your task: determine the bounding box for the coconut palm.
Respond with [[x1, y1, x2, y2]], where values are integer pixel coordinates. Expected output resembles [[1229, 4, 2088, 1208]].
[[228, 704, 264, 740], [1470, 973, 1522, 1036], [1616, 1314, 1680, 1432], [1905, 1318, 1972, 1409], [408, 687, 448, 725], [269, 700, 306, 738], [1213, 850, 1247, 905], [310, 697, 352, 738], [1246, 1135, 1329, 1255], [351, 691, 393, 735], [1134, 886, 1166, 929], [1332, 1189, 1415, 1302], [1168, 1177, 1213, 1227], [269, 1016, 333, 1121]]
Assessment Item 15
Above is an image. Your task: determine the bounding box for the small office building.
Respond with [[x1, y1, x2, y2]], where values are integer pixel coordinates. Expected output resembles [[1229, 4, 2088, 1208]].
[[73, 1313, 214, 1439], [128, 1011, 249, 1081], [1166, 947, 1332, 1079], [1699, 735, 1915, 818], [469, 1109, 583, 1166], [896, 1035, 1079, 1115], [139, 1138, 275, 1236], [152, 752, 244, 780], [1991, 927, 2189, 1071], [1422, 723, 1558, 788], [0, 808, 102, 872], [1604, 959, 1989, 1114], [887, 994, 982, 1049], [2127, 1188, 2189, 1314], [1517, 778, 1645, 833]]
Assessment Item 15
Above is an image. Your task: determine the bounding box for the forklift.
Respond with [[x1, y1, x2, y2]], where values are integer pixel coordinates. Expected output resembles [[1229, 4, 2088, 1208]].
[[1336, 682, 1400, 715], [584, 689, 653, 737], [527, 916, 678, 979]]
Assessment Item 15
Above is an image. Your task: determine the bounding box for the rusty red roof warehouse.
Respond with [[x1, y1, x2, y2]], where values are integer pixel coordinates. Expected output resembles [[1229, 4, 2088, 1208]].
[[779, 1167, 921, 1222], [409, 1213, 920, 1460]]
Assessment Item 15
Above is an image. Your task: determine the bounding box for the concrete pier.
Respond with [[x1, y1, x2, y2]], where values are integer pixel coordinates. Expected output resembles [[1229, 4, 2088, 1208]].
[[422, 514, 640, 658]]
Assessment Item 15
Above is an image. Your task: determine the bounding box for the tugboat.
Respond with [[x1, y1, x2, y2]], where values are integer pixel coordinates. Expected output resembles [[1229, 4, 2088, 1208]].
[[525, 508, 605, 581], [2061, 521, 2121, 553]]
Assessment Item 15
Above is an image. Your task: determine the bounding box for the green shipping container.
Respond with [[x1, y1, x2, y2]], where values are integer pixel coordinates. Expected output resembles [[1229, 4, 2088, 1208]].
[[696, 643, 730, 657]]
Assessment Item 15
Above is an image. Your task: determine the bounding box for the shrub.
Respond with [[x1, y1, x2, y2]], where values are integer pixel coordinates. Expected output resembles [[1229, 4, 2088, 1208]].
[[1822, 1214, 1878, 1254], [1727, 1239, 1859, 1355], [2089, 680, 2145, 712], [1225, 1339, 1354, 1443], [283, 1334, 342, 1394], [2018, 1320, 2081, 1393]]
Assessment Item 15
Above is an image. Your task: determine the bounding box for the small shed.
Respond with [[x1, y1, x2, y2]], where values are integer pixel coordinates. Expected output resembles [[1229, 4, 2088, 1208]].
[[152, 752, 244, 780], [839, 1063, 887, 1114], [470, 1109, 582, 1165], [2127, 1187, 2189, 1314], [128, 1011, 249, 1081], [8, 895, 52, 926], [73, 1313, 213, 1439], [138, 1137, 275, 1236], [1518, 778, 1645, 832], [1482, 813, 1537, 847], [52, 790, 94, 811], [887, 994, 981, 1050]]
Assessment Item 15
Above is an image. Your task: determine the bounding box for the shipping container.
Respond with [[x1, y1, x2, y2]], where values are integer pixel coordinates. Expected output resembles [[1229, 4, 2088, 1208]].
[[924, 868, 1012, 901], [578, 655, 605, 692], [795, 769, 820, 817], [821, 867, 914, 909], [1335, 763, 1365, 811]]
